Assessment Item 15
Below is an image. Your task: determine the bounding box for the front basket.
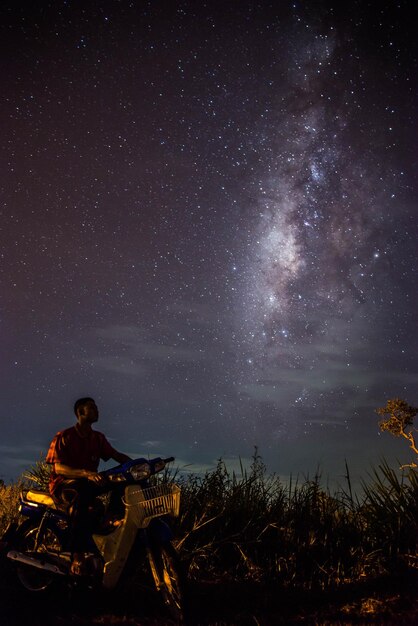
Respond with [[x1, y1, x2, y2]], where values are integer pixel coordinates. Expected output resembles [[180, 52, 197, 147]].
[[127, 484, 181, 527]]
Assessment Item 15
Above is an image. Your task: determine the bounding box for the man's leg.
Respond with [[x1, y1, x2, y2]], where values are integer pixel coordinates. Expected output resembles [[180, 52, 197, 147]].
[[54, 478, 101, 574]]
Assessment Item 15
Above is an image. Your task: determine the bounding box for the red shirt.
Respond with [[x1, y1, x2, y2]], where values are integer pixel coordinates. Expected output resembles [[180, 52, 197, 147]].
[[46, 425, 116, 495]]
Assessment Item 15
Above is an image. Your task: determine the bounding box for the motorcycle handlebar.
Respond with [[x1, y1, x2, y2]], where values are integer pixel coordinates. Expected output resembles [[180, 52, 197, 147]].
[[101, 456, 175, 481]]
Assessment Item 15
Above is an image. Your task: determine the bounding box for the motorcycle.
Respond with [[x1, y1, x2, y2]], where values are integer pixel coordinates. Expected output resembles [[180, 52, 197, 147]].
[[2, 456, 186, 621]]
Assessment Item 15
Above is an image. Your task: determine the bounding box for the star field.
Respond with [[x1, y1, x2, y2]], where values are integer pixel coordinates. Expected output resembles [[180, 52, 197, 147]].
[[1, 1, 417, 485]]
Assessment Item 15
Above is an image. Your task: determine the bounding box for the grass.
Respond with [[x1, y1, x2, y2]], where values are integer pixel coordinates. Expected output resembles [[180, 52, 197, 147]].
[[0, 479, 23, 532], [165, 450, 417, 592], [1, 450, 417, 624]]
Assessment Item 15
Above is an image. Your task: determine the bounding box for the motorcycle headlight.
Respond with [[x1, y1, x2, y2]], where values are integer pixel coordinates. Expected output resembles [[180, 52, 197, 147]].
[[129, 462, 151, 481]]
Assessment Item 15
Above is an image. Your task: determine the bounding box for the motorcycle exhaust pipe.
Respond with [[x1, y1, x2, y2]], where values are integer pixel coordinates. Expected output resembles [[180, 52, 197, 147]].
[[7, 550, 67, 576]]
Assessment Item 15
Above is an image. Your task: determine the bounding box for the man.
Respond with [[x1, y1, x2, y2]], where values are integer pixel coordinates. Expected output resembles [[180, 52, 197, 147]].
[[46, 397, 131, 575]]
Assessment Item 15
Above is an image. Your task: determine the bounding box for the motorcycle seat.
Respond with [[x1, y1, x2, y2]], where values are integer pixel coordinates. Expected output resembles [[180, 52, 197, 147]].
[[26, 490, 57, 509]]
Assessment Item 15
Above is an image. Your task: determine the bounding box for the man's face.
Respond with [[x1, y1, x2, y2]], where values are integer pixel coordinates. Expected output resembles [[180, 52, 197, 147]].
[[78, 400, 99, 424]]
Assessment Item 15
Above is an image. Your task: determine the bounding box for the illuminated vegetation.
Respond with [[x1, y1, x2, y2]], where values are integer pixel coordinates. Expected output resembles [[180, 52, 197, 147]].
[[377, 398, 418, 467], [0, 450, 417, 623]]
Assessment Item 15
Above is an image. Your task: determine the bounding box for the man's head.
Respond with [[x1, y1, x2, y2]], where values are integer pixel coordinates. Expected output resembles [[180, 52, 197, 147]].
[[74, 397, 99, 424]]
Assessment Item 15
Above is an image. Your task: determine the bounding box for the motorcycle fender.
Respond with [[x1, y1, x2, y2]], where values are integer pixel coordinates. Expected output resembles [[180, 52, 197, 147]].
[[94, 518, 138, 590]]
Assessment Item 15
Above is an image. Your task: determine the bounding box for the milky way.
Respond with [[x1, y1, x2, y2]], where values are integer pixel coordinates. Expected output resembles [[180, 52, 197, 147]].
[[234, 16, 416, 451], [0, 1, 417, 484]]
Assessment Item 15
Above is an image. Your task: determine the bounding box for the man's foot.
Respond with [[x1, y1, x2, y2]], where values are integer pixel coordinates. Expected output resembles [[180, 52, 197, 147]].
[[70, 553, 88, 576]]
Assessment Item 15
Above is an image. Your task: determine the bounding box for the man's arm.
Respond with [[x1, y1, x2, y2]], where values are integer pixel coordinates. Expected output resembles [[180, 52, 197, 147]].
[[54, 463, 104, 484], [112, 451, 131, 464]]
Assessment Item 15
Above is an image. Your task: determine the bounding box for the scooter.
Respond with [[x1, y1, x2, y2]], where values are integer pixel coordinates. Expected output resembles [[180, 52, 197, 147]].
[[2, 456, 185, 621]]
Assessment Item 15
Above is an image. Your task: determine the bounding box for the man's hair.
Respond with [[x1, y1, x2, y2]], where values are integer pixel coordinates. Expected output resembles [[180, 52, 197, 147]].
[[74, 397, 95, 416]]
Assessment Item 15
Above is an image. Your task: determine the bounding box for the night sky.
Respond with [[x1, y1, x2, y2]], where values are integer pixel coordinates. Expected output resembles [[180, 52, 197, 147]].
[[1, 1, 417, 487]]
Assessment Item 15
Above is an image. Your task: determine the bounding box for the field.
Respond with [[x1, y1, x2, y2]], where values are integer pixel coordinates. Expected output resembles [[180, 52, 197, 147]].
[[0, 453, 417, 625]]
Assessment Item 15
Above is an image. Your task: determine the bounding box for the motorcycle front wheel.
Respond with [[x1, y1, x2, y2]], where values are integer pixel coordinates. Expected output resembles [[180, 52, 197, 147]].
[[14, 521, 64, 592], [147, 542, 186, 621]]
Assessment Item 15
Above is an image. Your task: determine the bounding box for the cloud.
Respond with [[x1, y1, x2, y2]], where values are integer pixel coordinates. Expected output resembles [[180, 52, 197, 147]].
[[140, 440, 163, 448], [0, 444, 43, 456], [0, 444, 46, 482], [304, 418, 347, 426], [87, 324, 213, 382], [96, 325, 147, 344], [92, 356, 148, 377], [239, 382, 295, 404]]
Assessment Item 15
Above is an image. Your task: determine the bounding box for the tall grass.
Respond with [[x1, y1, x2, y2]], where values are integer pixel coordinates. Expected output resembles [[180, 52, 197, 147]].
[[169, 451, 418, 590], [0, 481, 24, 535], [361, 460, 418, 569], [1, 451, 416, 591]]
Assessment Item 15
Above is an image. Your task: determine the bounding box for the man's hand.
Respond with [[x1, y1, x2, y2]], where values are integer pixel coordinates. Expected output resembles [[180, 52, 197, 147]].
[[85, 471, 107, 485]]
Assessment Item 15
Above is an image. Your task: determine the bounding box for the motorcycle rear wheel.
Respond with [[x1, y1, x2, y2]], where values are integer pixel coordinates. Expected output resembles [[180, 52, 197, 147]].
[[147, 542, 186, 621], [15, 521, 64, 592]]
